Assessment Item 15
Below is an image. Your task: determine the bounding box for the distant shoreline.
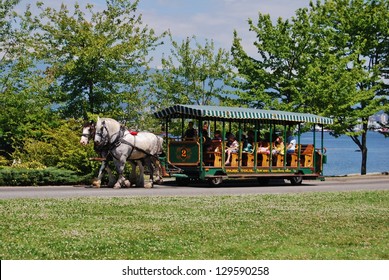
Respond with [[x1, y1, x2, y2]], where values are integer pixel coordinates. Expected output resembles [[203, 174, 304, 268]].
[[325, 172, 389, 179]]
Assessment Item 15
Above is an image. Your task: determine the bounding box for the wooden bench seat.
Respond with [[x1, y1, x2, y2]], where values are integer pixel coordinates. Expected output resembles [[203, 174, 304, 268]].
[[276, 154, 285, 167], [301, 144, 314, 167], [204, 140, 222, 166], [287, 144, 315, 167]]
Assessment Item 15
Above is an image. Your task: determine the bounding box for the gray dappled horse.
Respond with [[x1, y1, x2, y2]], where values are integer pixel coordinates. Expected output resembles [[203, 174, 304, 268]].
[[80, 121, 118, 188], [93, 117, 164, 189], [80, 121, 147, 188]]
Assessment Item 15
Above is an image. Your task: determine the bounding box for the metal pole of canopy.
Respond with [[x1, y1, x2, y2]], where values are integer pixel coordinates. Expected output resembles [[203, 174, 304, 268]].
[[238, 122, 242, 170], [164, 118, 169, 163], [321, 125, 325, 175], [269, 125, 273, 170], [297, 123, 301, 169], [222, 120, 226, 167], [181, 118, 185, 139], [199, 119, 204, 172], [254, 120, 259, 171], [283, 124, 287, 168], [313, 124, 316, 172]]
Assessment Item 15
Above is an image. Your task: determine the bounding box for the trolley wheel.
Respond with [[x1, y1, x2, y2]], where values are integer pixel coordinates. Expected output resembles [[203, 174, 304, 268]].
[[208, 177, 223, 186], [290, 175, 303, 185]]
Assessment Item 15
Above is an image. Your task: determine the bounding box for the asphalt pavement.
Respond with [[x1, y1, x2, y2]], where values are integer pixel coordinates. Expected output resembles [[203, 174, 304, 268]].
[[0, 174, 388, 199]]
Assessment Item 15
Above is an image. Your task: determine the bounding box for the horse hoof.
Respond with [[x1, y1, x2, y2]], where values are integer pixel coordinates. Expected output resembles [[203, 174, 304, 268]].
[[124, 180, 131, 188], [144, 182, 153, 189], [91, 179, 101, 188], [154, 179, 163, 185], [113, 184, 121, 189]]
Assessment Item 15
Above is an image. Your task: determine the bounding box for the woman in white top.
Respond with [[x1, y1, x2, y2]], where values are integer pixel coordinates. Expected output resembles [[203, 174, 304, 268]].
[[286, 135, 296, 154]]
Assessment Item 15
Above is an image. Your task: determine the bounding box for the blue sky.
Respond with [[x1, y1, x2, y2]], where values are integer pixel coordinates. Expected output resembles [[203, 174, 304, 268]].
[[17, 0, 312, 67]]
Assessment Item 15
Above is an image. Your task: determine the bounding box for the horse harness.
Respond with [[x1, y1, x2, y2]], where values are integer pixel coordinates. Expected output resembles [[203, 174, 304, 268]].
[[96, 121, 159, 161]]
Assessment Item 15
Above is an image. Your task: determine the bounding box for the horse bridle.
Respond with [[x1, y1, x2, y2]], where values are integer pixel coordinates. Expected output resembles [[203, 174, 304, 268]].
[[95, 120, 123, 148], [81, 121, 96, 142]]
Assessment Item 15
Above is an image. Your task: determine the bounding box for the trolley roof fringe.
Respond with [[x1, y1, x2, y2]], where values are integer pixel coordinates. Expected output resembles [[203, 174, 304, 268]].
[[154, 104, 333, 125]]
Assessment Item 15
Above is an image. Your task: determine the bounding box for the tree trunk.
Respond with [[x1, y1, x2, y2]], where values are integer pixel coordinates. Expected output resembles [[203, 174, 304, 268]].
[[360, 126, 368, 175], [88, 81, 94, 114]]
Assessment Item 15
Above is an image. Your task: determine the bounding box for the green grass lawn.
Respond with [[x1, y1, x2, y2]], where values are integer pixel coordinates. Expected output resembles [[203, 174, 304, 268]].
[[0, 190, 388, 260]]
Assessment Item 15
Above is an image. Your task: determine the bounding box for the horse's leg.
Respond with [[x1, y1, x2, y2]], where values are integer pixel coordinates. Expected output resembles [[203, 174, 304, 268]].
[[113, 158, 127, 189], [105, 164, 116, 187], [144, 157, 154, 189], [127, 160, 137, 187], [92, 160, 106, 188], [152, 157, 163, 184], [136, 160, 145, 188]]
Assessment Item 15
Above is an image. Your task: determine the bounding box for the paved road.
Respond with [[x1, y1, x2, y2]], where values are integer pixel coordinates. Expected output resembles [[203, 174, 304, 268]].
[[1, 174, 388, 199]]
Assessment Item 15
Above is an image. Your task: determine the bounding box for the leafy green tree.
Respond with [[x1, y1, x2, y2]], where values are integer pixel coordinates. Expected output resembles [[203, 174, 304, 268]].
[[231, 0, 389, 175], [230, 7, 317, 111], [151, 34, 233, 109], [0, 0, 56, 158], [22, 0, 164, 120]]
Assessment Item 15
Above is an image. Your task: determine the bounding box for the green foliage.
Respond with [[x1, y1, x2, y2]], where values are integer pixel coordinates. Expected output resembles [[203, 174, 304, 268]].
[[0, 156, 9, 166], [0, 166, 89, 186], [150, 34, 233, 109], [11, 119, 98, 175], [0, 0, 53, 156], [231, 0, 389, 174], [22, 0, 165, 119]]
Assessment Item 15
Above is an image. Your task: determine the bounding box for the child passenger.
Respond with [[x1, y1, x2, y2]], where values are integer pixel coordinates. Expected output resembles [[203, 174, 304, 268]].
[[225, 134, 239, 165], [272, 136, 285, 155]]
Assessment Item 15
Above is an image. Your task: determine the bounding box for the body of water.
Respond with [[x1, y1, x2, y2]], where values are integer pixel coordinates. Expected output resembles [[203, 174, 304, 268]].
[[300, 131, 389, 176]]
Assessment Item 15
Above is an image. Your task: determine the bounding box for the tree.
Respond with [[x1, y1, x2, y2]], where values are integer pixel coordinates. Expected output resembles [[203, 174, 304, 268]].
[[231, 0, 389, 175], [0, 0, 56, 158], [230, 7, 317, 111], [151, 34, 233, 109], [23, 0, 164, 120]]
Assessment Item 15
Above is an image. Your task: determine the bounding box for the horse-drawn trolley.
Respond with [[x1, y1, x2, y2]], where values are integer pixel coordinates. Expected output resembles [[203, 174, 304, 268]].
[[154, 104, 333, 186]]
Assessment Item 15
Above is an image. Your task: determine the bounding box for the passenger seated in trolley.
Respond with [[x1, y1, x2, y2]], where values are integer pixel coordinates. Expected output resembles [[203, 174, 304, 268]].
[[272, 136, 285, 166], [213, 130, 222, 141], [247, 130, 255, 145], [225, 134, 239, 165], [202, 129, 212, 151], [184, 121, 197, 140], [286, 134, 297, 154], [272, 136, 284, 156], [242, 131, 254, 153], [257, 141, 270, 154]]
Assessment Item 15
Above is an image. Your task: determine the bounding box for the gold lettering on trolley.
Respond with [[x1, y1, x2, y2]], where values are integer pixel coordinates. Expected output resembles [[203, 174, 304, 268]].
[[226, 168, 294, 174]]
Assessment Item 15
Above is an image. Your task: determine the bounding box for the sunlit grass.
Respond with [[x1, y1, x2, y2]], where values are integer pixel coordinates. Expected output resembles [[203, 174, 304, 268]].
[[0, 191, 388, 259]]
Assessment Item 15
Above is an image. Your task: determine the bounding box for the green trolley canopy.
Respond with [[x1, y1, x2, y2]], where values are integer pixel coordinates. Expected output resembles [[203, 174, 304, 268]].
[[154, 104, 333, 125]]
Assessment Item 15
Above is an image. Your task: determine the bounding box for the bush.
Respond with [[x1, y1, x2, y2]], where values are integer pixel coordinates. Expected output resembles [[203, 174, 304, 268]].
[[0, 156, 10, 166], [11, 119, 99, 175], [0, 166, 92, 186]]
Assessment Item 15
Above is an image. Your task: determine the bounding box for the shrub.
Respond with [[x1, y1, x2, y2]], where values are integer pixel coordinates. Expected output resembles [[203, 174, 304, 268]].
[[0, 166, 91, 186], [11, 119, 99, 175]]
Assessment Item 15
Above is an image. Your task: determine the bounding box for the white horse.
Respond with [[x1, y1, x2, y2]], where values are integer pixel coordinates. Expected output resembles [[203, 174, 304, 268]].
[[93, 117, 164, 189], [80, 121, 143, 188], [80, 121, 117, 187]]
